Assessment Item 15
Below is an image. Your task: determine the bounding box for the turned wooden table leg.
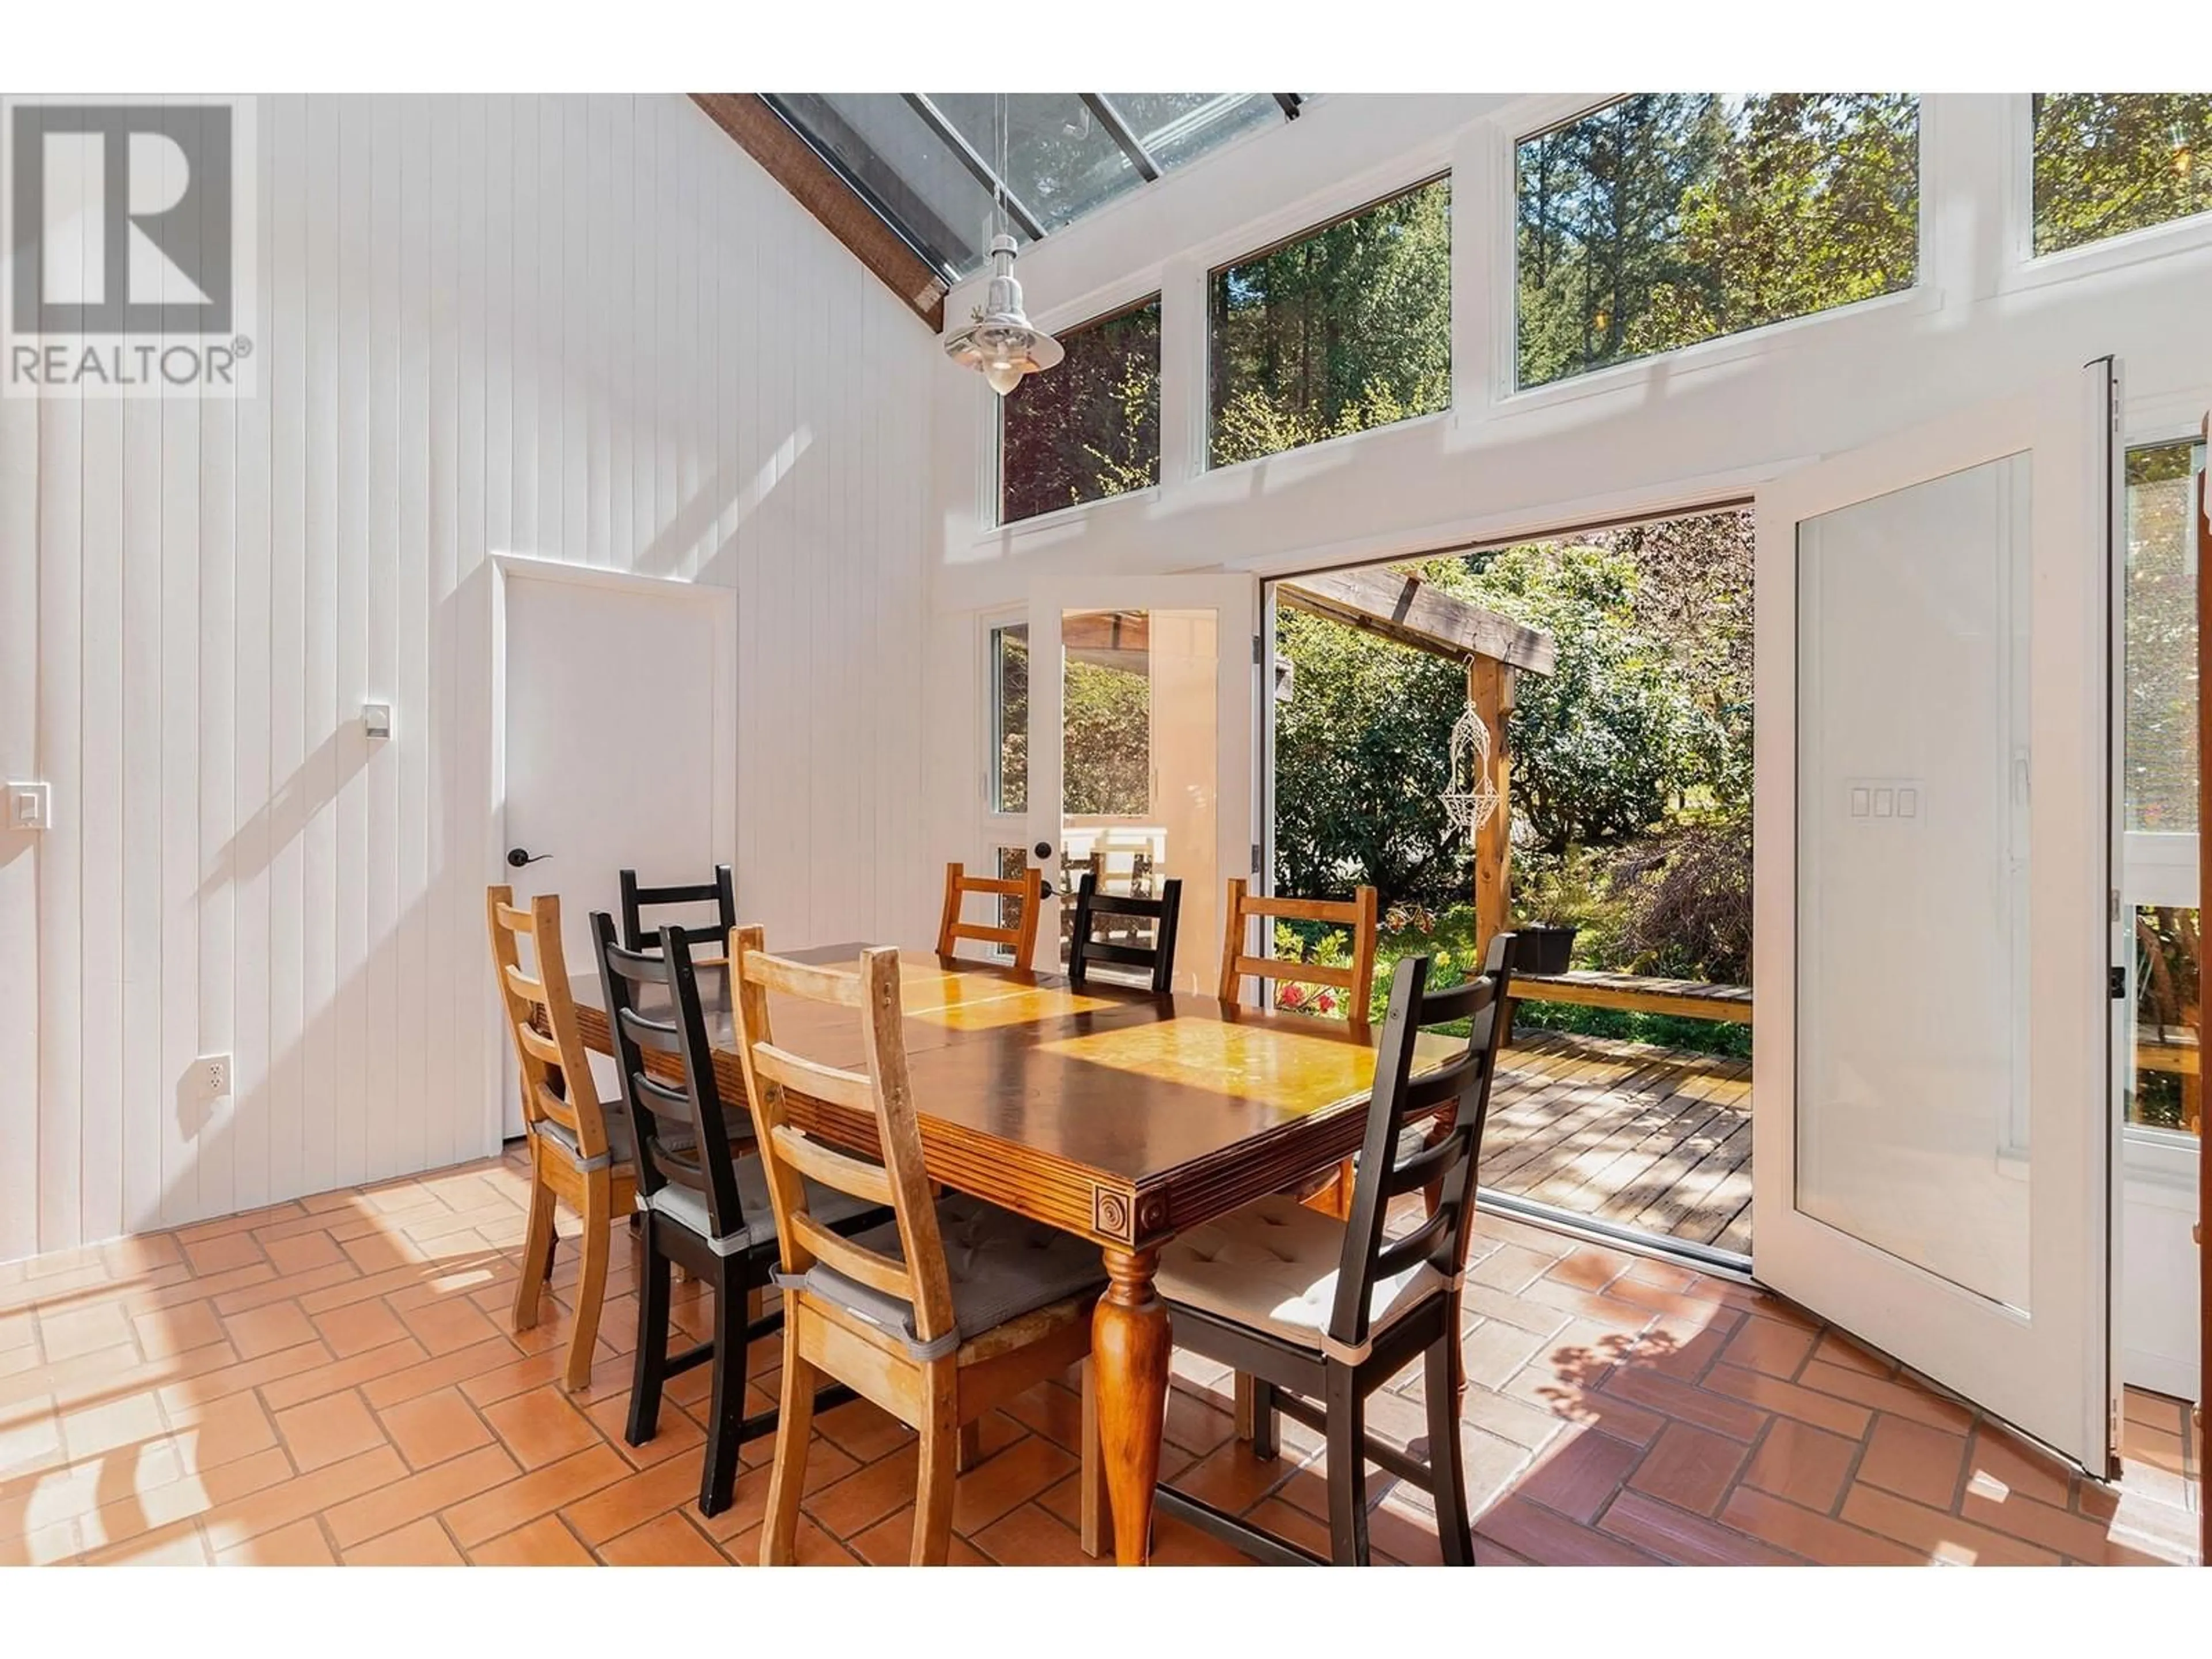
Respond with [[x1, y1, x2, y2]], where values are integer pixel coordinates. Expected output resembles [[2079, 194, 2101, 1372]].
[[1092, 1245, 1169, 1567]]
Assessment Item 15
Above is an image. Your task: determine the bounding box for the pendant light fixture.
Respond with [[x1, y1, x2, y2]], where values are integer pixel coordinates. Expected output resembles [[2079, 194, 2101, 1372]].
[[944, 95, 1062, 396]]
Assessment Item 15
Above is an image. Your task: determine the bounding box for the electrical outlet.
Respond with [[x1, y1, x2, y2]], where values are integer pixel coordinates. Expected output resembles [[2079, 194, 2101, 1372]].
[[198, 1054, 232, 1100]]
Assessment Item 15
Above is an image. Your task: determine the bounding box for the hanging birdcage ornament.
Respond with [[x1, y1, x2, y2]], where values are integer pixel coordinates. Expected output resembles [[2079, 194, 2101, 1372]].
[[1440, 691, 1499, 838]]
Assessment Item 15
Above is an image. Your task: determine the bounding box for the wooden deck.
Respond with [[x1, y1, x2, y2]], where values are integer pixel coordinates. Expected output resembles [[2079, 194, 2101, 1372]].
[[1482, 1029, 1752, 1256]]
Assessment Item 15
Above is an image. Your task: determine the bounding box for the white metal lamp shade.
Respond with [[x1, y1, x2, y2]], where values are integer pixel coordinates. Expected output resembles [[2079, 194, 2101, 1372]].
[[945, 234, 1063, 396]]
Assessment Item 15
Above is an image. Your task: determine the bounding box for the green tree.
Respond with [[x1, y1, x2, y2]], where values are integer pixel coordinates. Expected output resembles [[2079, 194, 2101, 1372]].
[[1516, 94, 1918, 388], [1000, 301, 1160, 524], [2033, 94, 2212, 255], [2123, 440, 2201, 833], [1453, 544, 1711, 854], [1271, 603, 1469, 909], [1517, 94, 1728, 387], [1270, 520, 1749, 911], [1062, 657, 1149, 817], [1210, 178, 1452, 467]]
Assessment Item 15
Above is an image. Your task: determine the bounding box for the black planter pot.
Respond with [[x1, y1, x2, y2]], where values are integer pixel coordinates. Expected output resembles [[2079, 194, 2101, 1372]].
[[1511, 925, 1577, 976]]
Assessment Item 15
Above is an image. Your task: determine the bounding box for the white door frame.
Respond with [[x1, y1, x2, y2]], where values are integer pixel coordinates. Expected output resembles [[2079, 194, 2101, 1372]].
[[486, 555, 738, 1137], [1751, 363, 2118, 1469]]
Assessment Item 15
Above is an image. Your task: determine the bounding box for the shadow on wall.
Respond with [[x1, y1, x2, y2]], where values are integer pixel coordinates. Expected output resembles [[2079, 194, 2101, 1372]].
[[631, 424, 814, 585]]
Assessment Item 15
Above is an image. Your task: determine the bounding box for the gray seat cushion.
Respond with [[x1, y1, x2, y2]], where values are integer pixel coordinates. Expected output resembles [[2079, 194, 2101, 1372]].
[[791, 1194, 1104, 1359], [532, 1102, 635, 1169], [642, 1157, 883, 1258], [533, 1097, 752, 1179]]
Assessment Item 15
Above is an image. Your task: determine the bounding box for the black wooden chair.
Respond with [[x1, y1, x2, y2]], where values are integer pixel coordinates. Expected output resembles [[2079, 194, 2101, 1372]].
[[1066, 871, 1184, 994], [590, 911, 889, 1517], [618, 865, 737, 954], [1152, 933, 1516, 1565]]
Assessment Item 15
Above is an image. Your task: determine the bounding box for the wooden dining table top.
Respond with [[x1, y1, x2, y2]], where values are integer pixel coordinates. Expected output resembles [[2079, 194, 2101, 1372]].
[[567, 944, 1452, 1252]]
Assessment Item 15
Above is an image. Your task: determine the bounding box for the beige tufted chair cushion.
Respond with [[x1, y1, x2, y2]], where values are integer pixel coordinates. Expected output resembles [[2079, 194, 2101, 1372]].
[[1155, 1193, 1445, 1357]]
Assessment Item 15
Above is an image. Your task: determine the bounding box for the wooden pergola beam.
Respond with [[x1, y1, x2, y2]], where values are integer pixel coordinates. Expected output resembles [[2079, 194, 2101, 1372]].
[[689, 94, 948, 332], [1278, 566, 1556, 675]]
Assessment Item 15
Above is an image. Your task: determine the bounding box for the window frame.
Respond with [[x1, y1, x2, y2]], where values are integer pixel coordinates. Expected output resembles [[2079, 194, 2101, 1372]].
[[2003, 93, 2212, 294], [994, 289, 1167, 531], [1485, 92, 1938, 415], [982, 609, 1032, 821], [972, 604, 1039, 961], [1200, 169, 1456, 476]]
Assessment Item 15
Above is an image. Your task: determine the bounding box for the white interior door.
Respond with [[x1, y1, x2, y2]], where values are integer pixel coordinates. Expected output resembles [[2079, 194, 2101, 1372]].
[[1752, 362, 2120, 1469], [1018, 577, 1257, 989], [497, 558, 736, 1134]]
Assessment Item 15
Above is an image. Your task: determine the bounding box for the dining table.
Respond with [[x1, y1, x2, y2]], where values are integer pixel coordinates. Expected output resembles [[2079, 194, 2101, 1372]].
[[566, 941, 1449, 1566]]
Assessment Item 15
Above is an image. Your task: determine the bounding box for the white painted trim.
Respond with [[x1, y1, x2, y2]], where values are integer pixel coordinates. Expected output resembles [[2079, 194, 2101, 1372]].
[[1222, 458, 1791, 582], [2124, 1125, 2200, 1187], [2125, 834, 2200, 910], [1483, 286, 1942, 422]]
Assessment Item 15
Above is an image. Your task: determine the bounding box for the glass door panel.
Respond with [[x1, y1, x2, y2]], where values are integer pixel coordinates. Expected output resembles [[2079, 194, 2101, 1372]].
[[1024, 579, 1255, 992], [1795, 456, 2034, 1309], [1054, 608, 1218, 979]]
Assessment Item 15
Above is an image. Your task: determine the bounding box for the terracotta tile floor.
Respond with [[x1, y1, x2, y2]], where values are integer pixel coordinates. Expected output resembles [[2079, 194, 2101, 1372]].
[[0, 1147, 2199, 1567]]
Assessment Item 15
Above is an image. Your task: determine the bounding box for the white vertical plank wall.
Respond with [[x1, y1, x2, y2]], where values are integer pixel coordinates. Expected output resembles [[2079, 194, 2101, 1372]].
[[0, 93, 940, 1259]]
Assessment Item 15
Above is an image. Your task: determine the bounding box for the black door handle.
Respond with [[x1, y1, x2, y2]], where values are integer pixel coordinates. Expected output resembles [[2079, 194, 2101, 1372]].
[[1033, 841, 1054, 861], [506, 847, 550, 869]]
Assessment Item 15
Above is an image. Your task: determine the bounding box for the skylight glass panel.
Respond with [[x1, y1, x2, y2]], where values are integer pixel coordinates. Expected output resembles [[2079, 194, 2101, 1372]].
[[927, 94, 1142, 233], [766, 93, 1300, 279], [1112, 94, 1282, 167]]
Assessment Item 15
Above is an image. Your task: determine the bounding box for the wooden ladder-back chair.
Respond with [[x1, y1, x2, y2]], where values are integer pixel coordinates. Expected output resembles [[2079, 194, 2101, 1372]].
[[1067, 871, 1184, 994], [488, 887, 635, 1391], [730, 929, 1107, 1565], [934, 860, 1044, 970], [1218, 877, 1380, 1024], [592, 914, 887, 1518], [1219, 878, 1381, 1220], [1156, 934, 1516, 1565], [618, 864, 737, 955]]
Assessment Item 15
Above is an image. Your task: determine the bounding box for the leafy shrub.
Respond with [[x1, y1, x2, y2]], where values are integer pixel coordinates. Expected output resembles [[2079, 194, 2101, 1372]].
[[1455, 543, 1714, 854], [1608, 816, 1753, 984]]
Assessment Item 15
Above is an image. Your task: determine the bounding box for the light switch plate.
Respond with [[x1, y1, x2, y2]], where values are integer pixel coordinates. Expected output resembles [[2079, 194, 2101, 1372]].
[[7, 781, 50, 831]]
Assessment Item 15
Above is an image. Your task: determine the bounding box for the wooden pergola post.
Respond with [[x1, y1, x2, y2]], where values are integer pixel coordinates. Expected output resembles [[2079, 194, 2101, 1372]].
[[1469, 657, 1514, 961]]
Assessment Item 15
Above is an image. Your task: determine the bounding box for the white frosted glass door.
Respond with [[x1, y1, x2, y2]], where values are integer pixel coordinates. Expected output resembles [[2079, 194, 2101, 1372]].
[[1794, 457, 2033, 1308], [1753, 364, 2118, 1469]]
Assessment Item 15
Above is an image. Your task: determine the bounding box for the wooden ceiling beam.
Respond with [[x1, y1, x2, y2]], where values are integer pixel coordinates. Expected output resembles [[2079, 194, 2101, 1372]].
[[689, 93, 947, 332]]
